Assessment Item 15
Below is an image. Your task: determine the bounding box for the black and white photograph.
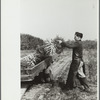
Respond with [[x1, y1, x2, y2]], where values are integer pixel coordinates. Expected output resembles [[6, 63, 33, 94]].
[[20, 0, 98, 100]]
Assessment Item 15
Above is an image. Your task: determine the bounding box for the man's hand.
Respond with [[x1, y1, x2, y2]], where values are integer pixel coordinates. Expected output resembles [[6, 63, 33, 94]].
[[57, 40, 63, 44], [60, 42, 67, 47]]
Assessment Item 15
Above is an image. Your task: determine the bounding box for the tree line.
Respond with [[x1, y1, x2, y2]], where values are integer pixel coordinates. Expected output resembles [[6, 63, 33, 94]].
[[21, 34, 97, 50], [21, 34, 44, 50]]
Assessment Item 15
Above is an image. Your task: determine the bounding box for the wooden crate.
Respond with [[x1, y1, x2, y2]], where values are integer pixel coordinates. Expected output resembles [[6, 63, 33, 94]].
[[21, 57, 52, 82]]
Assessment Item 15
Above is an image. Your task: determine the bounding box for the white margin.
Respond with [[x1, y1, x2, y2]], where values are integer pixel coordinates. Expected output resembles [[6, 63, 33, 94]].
[[97, 0, 99, 100]]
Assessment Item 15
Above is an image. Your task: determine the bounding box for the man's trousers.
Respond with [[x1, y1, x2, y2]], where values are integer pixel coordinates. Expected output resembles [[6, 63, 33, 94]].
[[66, 59, 89, 89]]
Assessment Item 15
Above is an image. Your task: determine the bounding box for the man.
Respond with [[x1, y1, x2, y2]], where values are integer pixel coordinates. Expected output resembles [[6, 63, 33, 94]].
[[60, 32, 90, 92]]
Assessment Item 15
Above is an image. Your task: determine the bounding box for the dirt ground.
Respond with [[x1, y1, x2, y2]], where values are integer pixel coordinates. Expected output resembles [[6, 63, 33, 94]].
[[21, 49, 97, 100]]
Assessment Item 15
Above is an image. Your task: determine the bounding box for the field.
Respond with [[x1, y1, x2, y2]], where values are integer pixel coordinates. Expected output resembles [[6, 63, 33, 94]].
[[21, 50, 35, 58], [21, 49, 97, 100], [83, 49, 97, 84]]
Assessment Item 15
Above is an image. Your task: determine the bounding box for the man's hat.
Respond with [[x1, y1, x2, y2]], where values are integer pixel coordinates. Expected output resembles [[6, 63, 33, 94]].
[[75, 32, 83, 38]]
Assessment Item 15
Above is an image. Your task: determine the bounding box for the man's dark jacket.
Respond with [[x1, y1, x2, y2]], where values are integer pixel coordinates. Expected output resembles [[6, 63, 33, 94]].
[[61, 40, 85, 89]]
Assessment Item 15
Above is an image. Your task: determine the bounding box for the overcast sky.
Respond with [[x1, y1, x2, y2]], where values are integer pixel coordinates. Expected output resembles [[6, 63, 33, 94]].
[[20, 0, 98, 41]]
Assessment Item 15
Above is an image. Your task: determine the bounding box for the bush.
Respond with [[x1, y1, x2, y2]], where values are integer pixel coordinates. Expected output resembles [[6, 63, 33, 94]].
[[21, 33, 45, 50], [83, 49, 97, 84], [82, 40, 97, 49]]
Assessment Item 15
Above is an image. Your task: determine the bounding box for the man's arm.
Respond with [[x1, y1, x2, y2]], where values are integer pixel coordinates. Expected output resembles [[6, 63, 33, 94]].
[[61, 41, 79, 48]]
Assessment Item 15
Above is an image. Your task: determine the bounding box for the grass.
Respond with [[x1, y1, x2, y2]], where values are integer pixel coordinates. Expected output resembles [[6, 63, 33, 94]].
[[21, 49, 35, 58], [83, 49, 97, 84]]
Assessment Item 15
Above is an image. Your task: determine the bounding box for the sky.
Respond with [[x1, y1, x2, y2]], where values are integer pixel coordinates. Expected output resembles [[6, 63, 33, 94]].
[[20, 0, 98, 41]]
